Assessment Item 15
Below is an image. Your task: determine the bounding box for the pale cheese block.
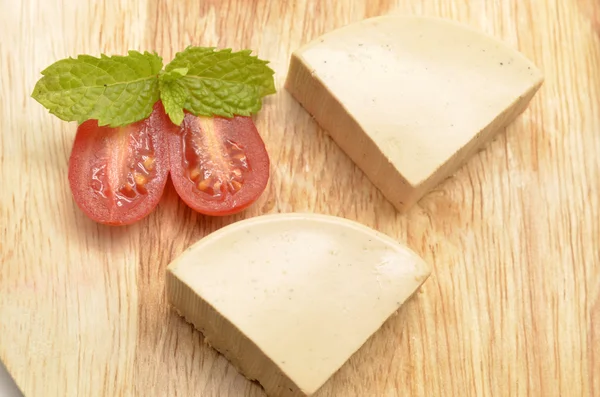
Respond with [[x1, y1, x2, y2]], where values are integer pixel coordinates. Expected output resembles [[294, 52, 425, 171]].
[[166, 213, 431, 397], [285, 15, 544, 212]]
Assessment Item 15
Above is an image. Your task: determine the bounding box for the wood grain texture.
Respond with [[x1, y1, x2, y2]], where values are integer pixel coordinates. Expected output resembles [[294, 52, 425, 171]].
[[0, 0, 598, 396]]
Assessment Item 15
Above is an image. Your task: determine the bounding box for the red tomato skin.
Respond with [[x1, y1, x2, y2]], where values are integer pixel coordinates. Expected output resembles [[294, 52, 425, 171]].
[[167, 114, 270, 216], [68, 102, 170, 226]]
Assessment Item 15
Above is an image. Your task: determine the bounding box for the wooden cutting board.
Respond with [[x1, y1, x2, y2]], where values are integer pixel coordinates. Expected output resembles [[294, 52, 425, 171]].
[[1, 0, 599, 396]]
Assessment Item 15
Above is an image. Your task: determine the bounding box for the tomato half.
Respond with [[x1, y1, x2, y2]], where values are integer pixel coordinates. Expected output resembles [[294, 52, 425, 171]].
[[167, 113, 270, 216], [68, 102, 170, 225]]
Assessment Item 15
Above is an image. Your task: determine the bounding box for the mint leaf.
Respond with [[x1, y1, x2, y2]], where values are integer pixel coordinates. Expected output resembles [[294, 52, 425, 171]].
[[159, 68, 189, 125], [164, 47, 276, 118], [31, 51, 163, 127]]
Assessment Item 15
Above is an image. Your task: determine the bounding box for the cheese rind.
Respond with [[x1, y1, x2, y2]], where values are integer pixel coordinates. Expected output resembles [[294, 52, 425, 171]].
[[166, 213, 431, 396], [285, 16, 544, 212]]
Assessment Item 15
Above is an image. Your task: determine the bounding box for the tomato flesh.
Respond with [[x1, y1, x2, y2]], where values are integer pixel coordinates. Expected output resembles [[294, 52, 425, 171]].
[[68, 102, 170, 225], [167, 113, 270, 216]]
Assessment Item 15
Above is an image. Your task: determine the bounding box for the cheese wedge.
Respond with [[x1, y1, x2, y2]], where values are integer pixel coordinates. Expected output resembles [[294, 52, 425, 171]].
[[285, 16, 544, 212], [166, 213, 431, 396]]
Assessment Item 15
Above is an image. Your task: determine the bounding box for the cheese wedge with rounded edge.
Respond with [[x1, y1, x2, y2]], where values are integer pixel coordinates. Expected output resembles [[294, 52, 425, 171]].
[[166, 213, 431, 397], [285, 15, 544, 212]]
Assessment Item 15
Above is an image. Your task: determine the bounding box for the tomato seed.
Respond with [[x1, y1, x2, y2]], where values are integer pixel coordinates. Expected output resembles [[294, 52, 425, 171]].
[[230, 180, 242, 192], [198, 178, 212, 192], [134, 172, 147, 186], [142, 156, 155, 171], [189, 168, 201, 181], [119, 184, 137, 199]]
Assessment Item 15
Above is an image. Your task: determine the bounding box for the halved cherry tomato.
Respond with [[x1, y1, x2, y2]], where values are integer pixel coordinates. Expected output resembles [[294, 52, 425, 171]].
[[68, 102, 170, 225], [167, 113, 270, 216]]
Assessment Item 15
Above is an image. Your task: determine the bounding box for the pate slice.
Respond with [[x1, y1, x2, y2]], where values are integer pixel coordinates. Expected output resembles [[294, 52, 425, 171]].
[[285, 16, 543, 212], [167, 213, 431, 396]]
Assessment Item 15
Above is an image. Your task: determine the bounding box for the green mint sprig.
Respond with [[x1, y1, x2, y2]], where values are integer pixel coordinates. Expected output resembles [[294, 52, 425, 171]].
[[31, 47, 276, 127]]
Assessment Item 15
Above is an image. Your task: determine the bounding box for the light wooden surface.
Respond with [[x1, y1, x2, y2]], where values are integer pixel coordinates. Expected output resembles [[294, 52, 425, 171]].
[[0, 0, 599, 396]]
